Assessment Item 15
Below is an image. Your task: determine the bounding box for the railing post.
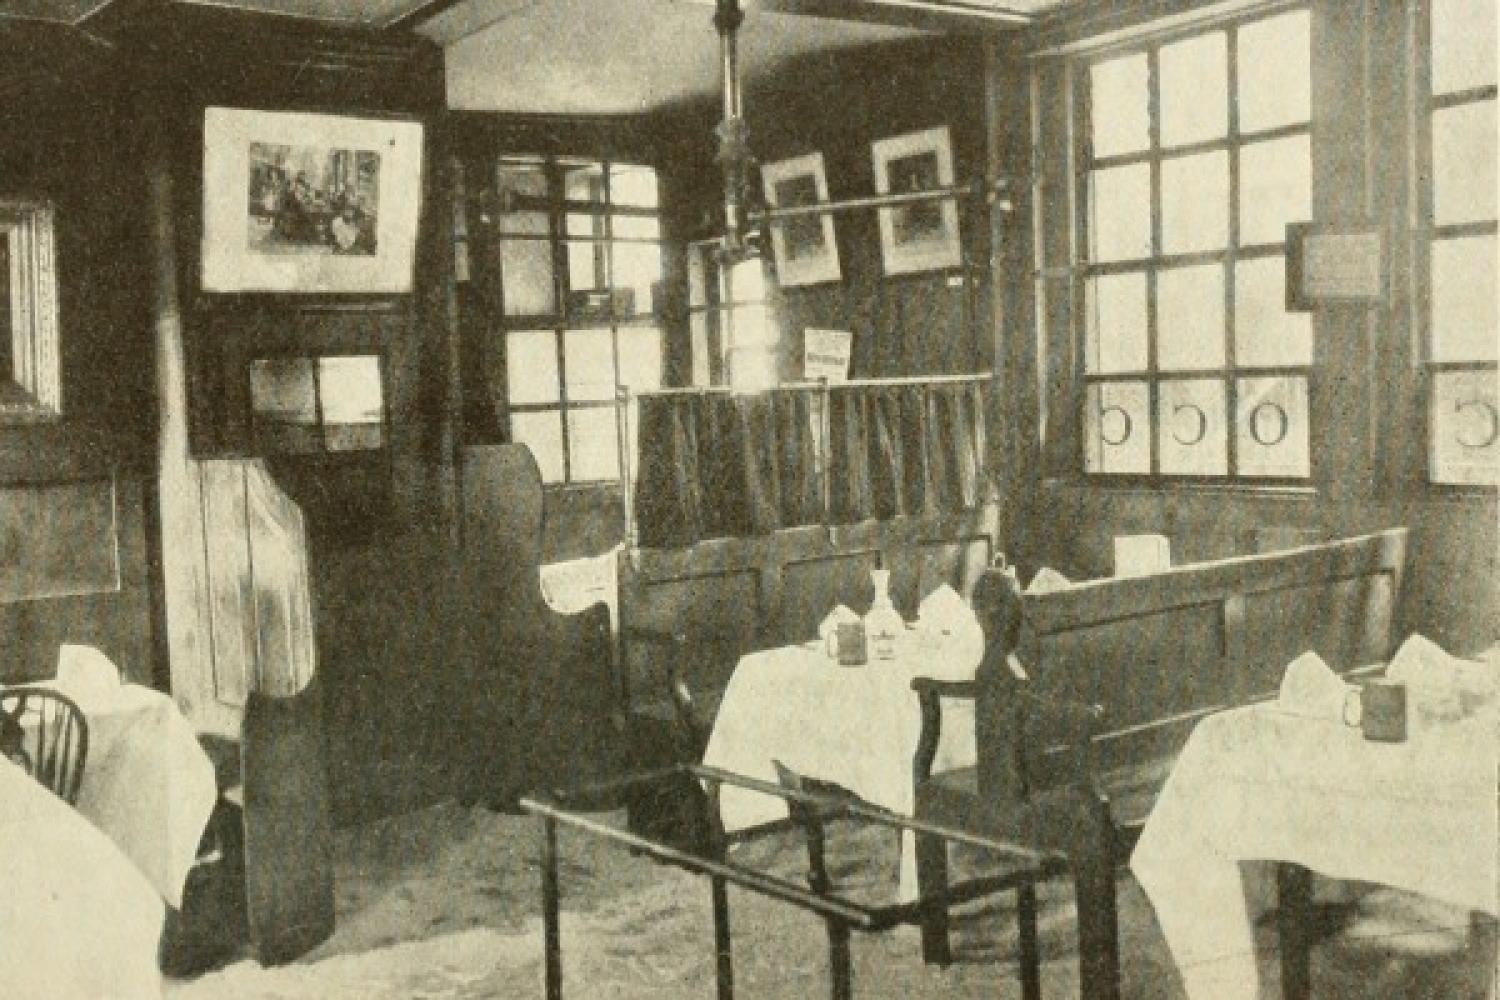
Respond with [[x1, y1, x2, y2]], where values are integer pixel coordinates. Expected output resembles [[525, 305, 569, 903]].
[[541, 817, 562, 1000], [703, 777, 735, 1000]]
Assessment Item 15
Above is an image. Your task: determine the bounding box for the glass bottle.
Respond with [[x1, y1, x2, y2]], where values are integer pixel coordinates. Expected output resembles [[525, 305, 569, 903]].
[[864, 568, 905, 662]]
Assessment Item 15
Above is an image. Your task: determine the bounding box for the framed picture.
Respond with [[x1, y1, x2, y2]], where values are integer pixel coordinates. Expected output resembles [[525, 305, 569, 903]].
[[1284, 221, 1387, 311], [760, 152, 841, 287], [871, 126, 962, 276], [201, 107, 424, 294]]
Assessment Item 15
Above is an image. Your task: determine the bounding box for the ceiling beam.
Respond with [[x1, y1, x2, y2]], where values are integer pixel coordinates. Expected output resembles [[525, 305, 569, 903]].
[[384, 0, 467, 31], [750, 0, 1034, 32], [397, 0, 1035, 37]]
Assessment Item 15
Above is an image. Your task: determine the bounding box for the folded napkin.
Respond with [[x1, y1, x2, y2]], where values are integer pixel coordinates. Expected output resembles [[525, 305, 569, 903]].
[[818, 605, 860, 645], [53, 644, 122, 710], [1113, 534, 1171, 578], [1026, 567, 1073, 595], [914, 585, 985, 679], [1387, 634, 1495, 717], [1278, 651, 1349, 721], [916, 585, 969, 634]]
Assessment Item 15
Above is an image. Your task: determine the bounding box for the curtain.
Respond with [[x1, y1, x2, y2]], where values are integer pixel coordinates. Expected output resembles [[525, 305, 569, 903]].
[[632, 380, 990, 548]]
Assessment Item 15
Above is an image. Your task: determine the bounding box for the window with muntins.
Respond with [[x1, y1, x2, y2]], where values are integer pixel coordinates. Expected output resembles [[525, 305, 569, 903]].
[[1074, 8, 1313, 481], [1422, 0, 1498, 487], [686, 243, 779, 391], [493, 158, 664, 485]]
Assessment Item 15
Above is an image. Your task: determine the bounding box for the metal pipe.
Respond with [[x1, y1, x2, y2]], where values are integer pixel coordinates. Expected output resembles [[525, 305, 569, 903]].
[[629, 372, 994, 398], [715, 0, 748, 258], [520, 794, 880, 928], [541, 818, 562, 1000], [751, 180, 1011, 223]]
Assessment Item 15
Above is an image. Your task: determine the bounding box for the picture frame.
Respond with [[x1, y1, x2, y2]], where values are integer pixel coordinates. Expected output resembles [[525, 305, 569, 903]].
[[201, 107, 424, 294], [871, 126, 962, 276], [0, 198, 61, 421], [760, 152, 841, 287], [1284, 221, 1388, 311]]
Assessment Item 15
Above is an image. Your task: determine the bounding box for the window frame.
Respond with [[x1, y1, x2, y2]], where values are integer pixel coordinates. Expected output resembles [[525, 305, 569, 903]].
[[1065, 5, 1316, 487], [1413, 0, 1499, 491], [489, 156, 666, 487]]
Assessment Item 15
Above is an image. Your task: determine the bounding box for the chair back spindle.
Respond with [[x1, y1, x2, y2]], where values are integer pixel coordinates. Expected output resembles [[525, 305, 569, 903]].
[[0, 687, 88, 805]]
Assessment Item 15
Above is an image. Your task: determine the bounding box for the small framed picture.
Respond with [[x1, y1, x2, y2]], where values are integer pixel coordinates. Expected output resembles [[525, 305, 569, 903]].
[[760, 152, 841, 287], [871, 126, 962, 276], [202, 107, 424, 294]]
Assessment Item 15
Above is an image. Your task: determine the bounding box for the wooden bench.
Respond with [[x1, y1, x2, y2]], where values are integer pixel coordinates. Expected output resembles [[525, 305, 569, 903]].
[[910, 527, 1408, 970]]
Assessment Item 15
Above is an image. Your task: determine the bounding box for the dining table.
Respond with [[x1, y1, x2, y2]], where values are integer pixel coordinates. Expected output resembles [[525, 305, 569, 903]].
[[23, 647, 219, 909], [701, 631, 980, 900], [0, 754, 167, 998], [1130, 695, 1499, 999]]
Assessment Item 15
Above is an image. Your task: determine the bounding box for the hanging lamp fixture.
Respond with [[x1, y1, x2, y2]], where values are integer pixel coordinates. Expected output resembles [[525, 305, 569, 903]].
[[713, 0, 757, 264]]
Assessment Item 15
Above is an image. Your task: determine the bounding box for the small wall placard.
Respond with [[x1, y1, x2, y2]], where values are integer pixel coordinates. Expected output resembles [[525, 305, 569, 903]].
[[804, 328, 852, 382], [1285, 222, 1387, 310]]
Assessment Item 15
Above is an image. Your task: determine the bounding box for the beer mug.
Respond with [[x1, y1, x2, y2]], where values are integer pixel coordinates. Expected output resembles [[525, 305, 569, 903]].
[[1343, 680, 1407, 742]]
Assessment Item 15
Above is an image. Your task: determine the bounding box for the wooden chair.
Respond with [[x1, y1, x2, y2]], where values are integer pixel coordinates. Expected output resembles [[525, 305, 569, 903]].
[[0, 686, 88, 805], [910, 570, 1120, 999]]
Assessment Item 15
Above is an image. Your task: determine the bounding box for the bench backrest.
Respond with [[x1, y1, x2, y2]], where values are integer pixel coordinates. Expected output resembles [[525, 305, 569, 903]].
[[974, 528, 1407, 795]]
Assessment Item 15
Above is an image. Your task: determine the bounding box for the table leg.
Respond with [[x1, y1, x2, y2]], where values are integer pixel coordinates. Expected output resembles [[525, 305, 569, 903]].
[[1017, 879, 1041, 1000], [1470, 911, 1498, 1000], [1276, 863, 1312, 1000], [541, 818, 562, 1000], [827, 919, 853, 1000]]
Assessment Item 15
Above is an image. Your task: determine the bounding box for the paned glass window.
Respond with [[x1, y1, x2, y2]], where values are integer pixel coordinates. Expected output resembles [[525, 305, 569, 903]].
[[1424, 0, 1498, 486], [490, 157, 664, 484], [1077, 9, 1313, 480]]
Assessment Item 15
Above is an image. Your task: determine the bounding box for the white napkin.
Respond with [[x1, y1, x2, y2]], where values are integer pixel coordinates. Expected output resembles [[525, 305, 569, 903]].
[[54, 644, 122, 710], [1278, 651, 1349, 721], [1387, 634, 1495, 716], [1026, 566, 1073, 594], [818, 605, 860, 644], [916, 585, 968, 633], [1113, 534, 1171, 578], [914, 585, 985, 679]]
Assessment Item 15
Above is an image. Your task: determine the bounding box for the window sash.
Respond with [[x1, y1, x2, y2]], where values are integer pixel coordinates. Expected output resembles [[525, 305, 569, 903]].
[[1419, 1, 1498, 487], [1069, 7, 1314, 482]]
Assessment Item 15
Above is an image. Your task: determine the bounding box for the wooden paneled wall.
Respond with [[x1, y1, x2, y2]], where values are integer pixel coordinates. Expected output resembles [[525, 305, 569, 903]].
[[0, 38, 157, 689]]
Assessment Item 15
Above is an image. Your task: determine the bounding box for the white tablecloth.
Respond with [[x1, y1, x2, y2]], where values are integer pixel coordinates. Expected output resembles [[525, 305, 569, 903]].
[[40, 681, 218, 908], [702, 637, 978, 898], [0, 757, 165, 999], [1131, 704, 1499, 999]]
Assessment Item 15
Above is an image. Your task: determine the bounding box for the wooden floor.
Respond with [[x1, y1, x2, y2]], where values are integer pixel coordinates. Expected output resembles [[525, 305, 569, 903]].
[[166, 800, 1490, 999]]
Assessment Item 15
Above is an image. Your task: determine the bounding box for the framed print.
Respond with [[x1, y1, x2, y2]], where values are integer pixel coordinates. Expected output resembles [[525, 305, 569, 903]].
[[760, 152, 841, 287], [1284, 221, 1387, 310], [202, 107, 424, 294], [871, 126, 962, 276]]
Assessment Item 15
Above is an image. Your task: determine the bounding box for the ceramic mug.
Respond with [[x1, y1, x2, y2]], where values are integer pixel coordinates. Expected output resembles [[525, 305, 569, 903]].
[[1343, 680, 1407, 742], [835, 620, 868, 667]]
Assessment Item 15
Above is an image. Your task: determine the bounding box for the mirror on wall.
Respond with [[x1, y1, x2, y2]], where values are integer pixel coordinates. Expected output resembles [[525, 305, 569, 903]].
[[0, 199, 61, 422]]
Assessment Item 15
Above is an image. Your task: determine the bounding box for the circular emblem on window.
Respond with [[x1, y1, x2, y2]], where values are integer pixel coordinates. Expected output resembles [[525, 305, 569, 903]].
[[1249, 401, 1289, 447], [1455, 399, 1499, 450], [1171, 403, 1208, 446], [1100, 405, 1133, 446]]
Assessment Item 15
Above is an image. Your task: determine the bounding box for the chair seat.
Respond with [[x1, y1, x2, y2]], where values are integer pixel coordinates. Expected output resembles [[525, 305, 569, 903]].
[[915, 753, 1176, 843], [1094, 756, 1176, 831], [913, 764, 981, 829]]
